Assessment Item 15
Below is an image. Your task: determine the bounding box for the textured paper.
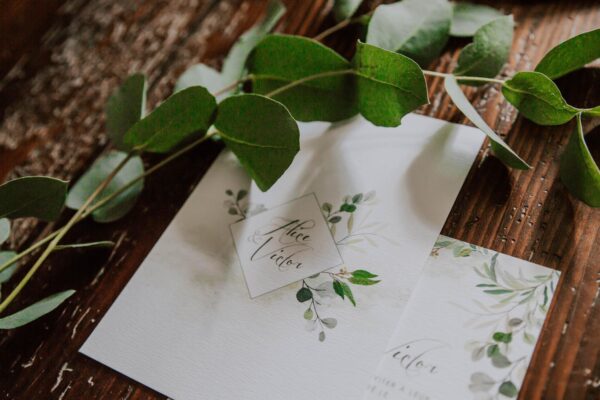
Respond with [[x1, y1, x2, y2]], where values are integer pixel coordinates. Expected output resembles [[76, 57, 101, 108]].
[[364, 235, 560, 400], [81, 114, 484, 400], [230, 193, 343, 298]]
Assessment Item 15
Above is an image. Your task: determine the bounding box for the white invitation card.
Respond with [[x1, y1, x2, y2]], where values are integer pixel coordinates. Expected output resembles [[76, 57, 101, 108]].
[[364, 235, 560, 400], [81, 114, 484, 399]]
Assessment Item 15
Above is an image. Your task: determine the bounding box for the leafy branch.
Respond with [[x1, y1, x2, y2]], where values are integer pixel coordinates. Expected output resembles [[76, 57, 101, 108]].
[[0, 0, 598, 328]]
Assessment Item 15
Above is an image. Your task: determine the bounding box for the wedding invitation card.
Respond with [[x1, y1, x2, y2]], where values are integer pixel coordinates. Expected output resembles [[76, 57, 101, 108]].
[[364, 235, 560, 400], [81, 114, 485, 399]]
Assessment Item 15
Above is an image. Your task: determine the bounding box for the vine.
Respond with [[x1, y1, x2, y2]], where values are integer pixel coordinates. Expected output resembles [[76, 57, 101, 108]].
[[0, 0, 598, 328]]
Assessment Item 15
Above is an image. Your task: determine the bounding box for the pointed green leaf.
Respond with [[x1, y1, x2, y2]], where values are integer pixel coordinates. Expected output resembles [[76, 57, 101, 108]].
[[0, 219, 9, 245], [560, 114, 600, 207], [366, 0, 452, 66], [221, 0, 285, 82], [444, 76, 529, 169], [348, 276, 380, 286], [0, 290, 75, 329], [106, 73, 147, 151], [454, 16, 514, 84], [450, 3, 504, 37], [535, 29, 600, 80], [340, 281, 356, 306], [124, 86, 217, 153], [333, 280, 345, 299], [249, 34, 358, 122], [583, 105, 600, 118], [351, 269, 378, 279], [215, 94, 299, 191], [175, 64, 226, 94], [353, 41, 428, 127], [66, 151, 144, 223], [333, 0, 362, 22], [0, 177, 67, 221], [502, 71, 580, 125]]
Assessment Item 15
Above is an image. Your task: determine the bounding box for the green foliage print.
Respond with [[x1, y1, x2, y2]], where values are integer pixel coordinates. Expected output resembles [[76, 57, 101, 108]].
[[435, 237, 559, 398]]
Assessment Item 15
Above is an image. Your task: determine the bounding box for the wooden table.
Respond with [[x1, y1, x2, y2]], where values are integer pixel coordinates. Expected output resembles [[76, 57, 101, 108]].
[[0, 0, 598, 398]]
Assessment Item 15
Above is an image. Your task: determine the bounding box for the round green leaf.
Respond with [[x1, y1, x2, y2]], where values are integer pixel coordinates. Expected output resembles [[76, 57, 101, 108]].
[[0, 219, 9, 245], [560, 114, 600, 207], [0, 176, 68, 221], [66, 150, 144, 223], [450, 3, 504, 37], [454, 16, 514, 83], [366, 0, 452, 67], [106, 73, 147, 151], [0, 251, 18, 284], [248, 34, 358, 122], [124, 86, 217, 153], [502, 71, 580, 126], [296, 287, 313, 302], [499, 381, 518, 398], [215, 94, 300, 192], [444, 75, 530, 169], [353, 41, 428, 127], [0, 290, 75, 330], [535, 29, 600, 80]]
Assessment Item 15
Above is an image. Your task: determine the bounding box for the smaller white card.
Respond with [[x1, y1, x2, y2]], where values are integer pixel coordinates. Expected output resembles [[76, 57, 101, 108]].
[[230, 193, 343, 298], [364, 235, 560, 400]]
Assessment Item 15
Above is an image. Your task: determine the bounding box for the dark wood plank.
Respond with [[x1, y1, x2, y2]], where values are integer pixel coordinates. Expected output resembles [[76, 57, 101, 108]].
[[0, 1, 598, 399]]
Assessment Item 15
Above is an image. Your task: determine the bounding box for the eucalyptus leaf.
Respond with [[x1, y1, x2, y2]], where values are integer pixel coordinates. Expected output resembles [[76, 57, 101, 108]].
[[296, 287, 313, 302], [249, 34, 358, 122], [444, 75, 530, 169], [502, 71, 580, 125], [0, 290, 75, 329], [535, 29, 600, 80], [450, 3, 505, 37], [215, 94, 300, 191], [559, 114, 600, 207], [366, 0, 452, 67], [0, 252, 18, 283], [124, 86, 217, 153], [175, 64, 226, 94], [0, 219, 9, 245], [353, 41, 428, 127], [454, 16, 514, 83], [333, 0, 362, 22], [66, 151, 144, 223], [221, 0, 285, 83], [106, 73, 147, 151], [322, 317, 337, 329], [499, 381, 518, 398], [0, 176, 68, 221]]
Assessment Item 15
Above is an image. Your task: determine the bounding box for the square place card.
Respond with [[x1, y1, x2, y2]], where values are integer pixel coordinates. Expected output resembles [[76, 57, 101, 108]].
[[364, 235, 560, 400], [81, 114, 484, 400], [230, 193, 343, 298]]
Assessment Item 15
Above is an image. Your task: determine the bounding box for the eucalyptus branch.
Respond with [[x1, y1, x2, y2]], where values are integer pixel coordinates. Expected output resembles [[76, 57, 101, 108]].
[[213, 75, 254, 97], [0, 152, 135, 314], [313, 10, 375, 42], [264, 69, 355, 97], [423, 70, 505, 85]]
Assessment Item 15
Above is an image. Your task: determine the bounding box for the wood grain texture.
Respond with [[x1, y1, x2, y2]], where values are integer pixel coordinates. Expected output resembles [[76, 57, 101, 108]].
[[0, 0, 598, 398]]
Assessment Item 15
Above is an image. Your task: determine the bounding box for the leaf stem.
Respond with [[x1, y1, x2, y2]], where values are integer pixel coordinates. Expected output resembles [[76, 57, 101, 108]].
[[0, 132, 218, 278], [213, 75, 254, 97], [313, 10, 375, 42], [264, 69, 355, 98], [423, 70, 505, 85], [0, 152, 135, 314]]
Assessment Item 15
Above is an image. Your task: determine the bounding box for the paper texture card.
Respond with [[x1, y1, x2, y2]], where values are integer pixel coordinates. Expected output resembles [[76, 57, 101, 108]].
[[364, 235, 560, 400], [81, 114, 484, 400], [230, 193, 343, 297]]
